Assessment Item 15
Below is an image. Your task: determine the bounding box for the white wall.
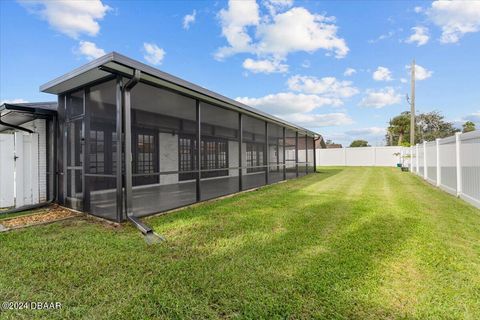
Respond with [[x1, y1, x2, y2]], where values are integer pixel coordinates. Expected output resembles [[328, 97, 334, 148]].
[[317, 146, 403, 167], [159, 132, 179, 185]]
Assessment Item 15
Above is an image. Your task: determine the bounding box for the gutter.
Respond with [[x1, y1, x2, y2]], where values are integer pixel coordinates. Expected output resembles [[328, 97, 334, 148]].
[[0, 117, 34, 133]]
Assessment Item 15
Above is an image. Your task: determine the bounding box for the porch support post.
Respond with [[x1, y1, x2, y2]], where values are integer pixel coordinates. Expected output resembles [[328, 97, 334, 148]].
[[282, 127, 286, 180], [196, 100, 201, 201], [115, 76, 123, 221], [238, 113, 243, 190], [265, 121, 269, 184], [295, 131, 299, 177]]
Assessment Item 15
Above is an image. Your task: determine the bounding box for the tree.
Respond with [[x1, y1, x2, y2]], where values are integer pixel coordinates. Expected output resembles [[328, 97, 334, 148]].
[[386, 112, 411, 146], [416, 111, 459, 141], [462, 121, 476, 133], [386, 110, 459, 145], [350, 140, 369, 147]]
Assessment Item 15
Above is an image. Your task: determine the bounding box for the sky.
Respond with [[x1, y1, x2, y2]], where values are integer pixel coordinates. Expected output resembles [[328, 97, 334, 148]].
[[1, 0, 479, 146]]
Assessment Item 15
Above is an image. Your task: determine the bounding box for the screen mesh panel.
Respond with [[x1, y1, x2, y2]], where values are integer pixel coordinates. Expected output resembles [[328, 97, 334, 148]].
[[285, 129, 297, 179], [65, 90, 84, 211], [85, 80, 118, 219], [200, 103, 240, 200], [298, 134, 307, 177], [242, 115, 266, 190], [307, 136, 314, 173], [130, 82, 197, 216], [268, 123, 284, 183]]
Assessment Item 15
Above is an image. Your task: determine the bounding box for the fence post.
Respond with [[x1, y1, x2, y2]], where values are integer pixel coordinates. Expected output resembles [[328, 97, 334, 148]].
[[343, 147, 347, 166], [436, 138, 441, 187], [455, 132, 462, 197], [410, 146, 413, 171], [416, 144, 419, 174], [423, 141, 427, 180]]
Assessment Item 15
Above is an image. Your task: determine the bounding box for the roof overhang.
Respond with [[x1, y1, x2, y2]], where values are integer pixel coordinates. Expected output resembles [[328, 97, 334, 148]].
[[0, 102, 57, 133], [40, 52, 322, 138]]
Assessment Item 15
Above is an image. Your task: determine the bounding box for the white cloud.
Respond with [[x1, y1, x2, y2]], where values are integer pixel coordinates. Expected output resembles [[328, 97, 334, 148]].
[[216, 1, 349, 62], [345, 127, 386, 136], [287, 75, 359, 98], [372, 66, 393, 81], [414, 6, 423, 13], [405, 64, 432, 81], [400, 78, 408, 84], [243, 58, 288, 73], [368, 30, 394, 44], [216, 0, 260, 59], [183, 10, 196, 30], [1, 98, 29, 105], [427, 1, 480, 43], [143, 43, 166, 65], [20, 0, 110, 39], [236, 92, 342, 114], [280, 112, 353, 127], [263, 0, 294, 15], [405, 26, 429, 46], [343, 68, 356, 76], [256, 7, 349, 59], [77, 41, 105, 60], [360, 87, 401, 108]]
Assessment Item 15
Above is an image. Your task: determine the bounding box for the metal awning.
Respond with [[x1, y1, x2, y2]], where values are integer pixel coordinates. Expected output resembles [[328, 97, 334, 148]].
[[0, 102, 57, 133], [40, 52, 321, 138]]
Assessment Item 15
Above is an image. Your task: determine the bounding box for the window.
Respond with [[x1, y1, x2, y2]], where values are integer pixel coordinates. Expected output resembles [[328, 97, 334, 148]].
[[89, 130, 105, 173], [246, 143, 265, 173], [136, 133, 156, 174], [178, 135, 229, 180], [179, 135, 197, 180]]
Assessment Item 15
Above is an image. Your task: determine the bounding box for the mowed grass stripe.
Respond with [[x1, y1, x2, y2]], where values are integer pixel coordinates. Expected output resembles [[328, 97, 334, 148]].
[[0, 167, 479, 319]]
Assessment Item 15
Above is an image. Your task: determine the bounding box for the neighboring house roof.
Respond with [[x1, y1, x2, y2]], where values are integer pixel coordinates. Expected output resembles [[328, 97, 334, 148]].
[[0, 102, 57, 133], [326, 144, 343, 149], [39, 52, 321, 139]]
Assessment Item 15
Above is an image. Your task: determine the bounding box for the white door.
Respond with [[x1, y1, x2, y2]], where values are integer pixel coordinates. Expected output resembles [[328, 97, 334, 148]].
[[0, 133, 15, 208], [14, 132, 39, 207]]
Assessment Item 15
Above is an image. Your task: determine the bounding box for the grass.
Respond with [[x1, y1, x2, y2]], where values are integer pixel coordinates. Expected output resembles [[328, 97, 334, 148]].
[[1, 167, 479, 319]]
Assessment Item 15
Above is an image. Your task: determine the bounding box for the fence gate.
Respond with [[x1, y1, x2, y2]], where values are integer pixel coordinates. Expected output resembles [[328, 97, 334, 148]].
[[0, 134, 15, 207], [0, 132, 39, 209]]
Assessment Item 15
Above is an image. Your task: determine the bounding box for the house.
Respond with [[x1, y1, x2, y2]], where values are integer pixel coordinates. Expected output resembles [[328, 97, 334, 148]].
[[0, 52, 322, 222]]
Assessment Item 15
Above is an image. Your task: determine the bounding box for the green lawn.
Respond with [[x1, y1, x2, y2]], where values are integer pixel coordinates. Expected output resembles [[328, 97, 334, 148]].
[[1, 167, 480, 319]]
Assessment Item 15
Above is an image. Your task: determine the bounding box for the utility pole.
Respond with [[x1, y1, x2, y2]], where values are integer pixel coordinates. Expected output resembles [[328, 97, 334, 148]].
[[410, 59, 415, 146]]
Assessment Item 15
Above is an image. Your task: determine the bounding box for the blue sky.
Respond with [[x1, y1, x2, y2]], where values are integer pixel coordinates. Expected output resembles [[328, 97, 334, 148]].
[[1, 0, 479, 145]]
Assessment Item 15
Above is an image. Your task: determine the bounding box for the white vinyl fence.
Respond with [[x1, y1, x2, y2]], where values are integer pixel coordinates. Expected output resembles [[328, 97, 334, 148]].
[[316, 146, 406, 167], [410, 131, 480, 209]]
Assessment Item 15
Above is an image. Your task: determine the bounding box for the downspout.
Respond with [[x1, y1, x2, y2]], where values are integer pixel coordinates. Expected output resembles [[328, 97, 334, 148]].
[[122, 69, 164, 244]]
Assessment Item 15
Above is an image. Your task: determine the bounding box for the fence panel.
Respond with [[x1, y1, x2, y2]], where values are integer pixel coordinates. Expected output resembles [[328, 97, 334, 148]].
[[345, 148, 375, 166], [426, 141, 437, 184], [439, 136, 457, 194], [317, 146, 402, 167], [460, 131, 480, 208], [418, 144, 424, 176]]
